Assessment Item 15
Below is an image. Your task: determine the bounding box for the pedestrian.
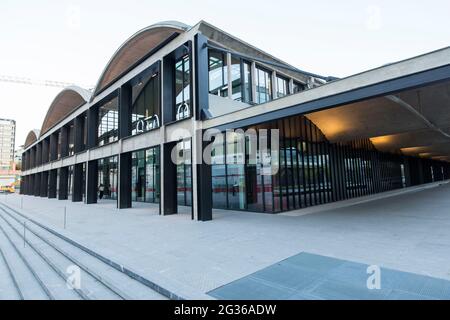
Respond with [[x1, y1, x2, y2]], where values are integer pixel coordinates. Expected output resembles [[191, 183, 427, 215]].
[[98, 184, 105, 200]]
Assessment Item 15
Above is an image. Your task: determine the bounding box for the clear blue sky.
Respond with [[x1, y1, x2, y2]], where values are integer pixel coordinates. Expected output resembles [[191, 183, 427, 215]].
[[1, 0, 449, 146]]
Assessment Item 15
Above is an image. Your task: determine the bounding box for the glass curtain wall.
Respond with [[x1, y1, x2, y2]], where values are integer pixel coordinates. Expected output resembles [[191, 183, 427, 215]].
[[211, 114, 405, 213], [131, 146, 160, 203], [68, 165, 74, 199], [209, 50, 228, 97], [208, 49, 252, 104], [175, 55, 191, 121], [98, 156, 118, 200], [97, 97, 119, 146], [276, 76, 289, 98], [131, 72, 161, 135], [256, 66, 272, 104], [176, 139, 192, 206], [68, 123, 75, 156]]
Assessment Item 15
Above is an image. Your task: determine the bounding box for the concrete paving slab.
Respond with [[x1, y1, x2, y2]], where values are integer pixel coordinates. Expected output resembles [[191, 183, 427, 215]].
[[2, 181, 450, 299]]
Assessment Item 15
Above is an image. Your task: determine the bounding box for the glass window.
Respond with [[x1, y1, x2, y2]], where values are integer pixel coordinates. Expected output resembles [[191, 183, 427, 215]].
[[97, 96, 119, 146], [230, 56, 242, 101], [176, 139, 192, 206], [132, 150, 146, 202], [209, 50, 228, 97], [276, 76, 289, 98], [256, 66, 272, 104], [68, 124, 75, 156], [131, 147, 160, 203], [243, 61, 252, 103], [175, 55, 191, 121], [293, 81, 306, 94], [131, 73, 161, 136], [98, 156, 118, 200]]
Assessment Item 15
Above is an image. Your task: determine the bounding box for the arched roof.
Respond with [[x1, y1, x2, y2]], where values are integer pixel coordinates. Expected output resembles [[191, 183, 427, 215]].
[[92, 21, 189, 97], [24, 129, 40, 148], [40, 86, 91, 135]]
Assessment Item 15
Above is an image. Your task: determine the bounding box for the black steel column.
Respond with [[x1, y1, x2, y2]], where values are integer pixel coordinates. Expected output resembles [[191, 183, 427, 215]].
[[87, 107, 98, 149], [58, 167, 69, 200], [86, 160, 98, 204], [34, 173, 41, 196], [194, 34, 210, 120], [50, 132, 58, 161], [74, 115, 85, 153], [36, 143, 42, 167], [163, 56, 175, 124], [72, 163, 84, 202], [119, 84, 132, 139], [60, 126, 69, 158], [40, 171, 48, 197], [29, 175, 33, 195], [119, 152, 132, 209], [30, 147, 35, 168], [42, 138, 49, 164], [162, 142, 177, 215], [196, 130, 212, 221], [48, 169, 57, 198]]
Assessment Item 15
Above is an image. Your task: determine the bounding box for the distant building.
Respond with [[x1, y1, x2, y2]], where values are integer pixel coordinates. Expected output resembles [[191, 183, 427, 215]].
[[0, 118, 15, 171]]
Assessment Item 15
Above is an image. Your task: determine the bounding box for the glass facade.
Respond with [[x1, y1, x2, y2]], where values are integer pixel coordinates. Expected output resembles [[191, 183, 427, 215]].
[[293, 81, 306, 93], [175, 55, 191, 121], [98, 96, 119, 146], [68, 123, 75, 156], [256, 66, 272, 104], [276, 76, 289, 98], [209, 50, 228, 97], [68, 165, 73, 199], [98, 156, 118, 200], [131, 147, 160, 203], [131, 73, 161, 136], [176, 139, 192, 206], [211, 114, 406, 213], [242, 61, 252, 103]]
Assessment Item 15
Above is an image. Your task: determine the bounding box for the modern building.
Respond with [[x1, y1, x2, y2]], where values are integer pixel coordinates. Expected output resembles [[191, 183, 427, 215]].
[[20, 21, 450, 221], [0, 118, 16, 171]]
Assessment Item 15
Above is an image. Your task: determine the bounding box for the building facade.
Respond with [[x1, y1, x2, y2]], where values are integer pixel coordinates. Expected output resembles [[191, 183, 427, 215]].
[[20, 21, 450, 220], [0, 118, 15, 171]]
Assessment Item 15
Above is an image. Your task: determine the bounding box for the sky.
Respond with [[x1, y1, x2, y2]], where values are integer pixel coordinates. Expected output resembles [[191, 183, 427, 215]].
[[0, 0, 449, 147]]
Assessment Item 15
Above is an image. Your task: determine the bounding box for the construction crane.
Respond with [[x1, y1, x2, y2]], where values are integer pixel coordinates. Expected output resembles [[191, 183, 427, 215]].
[[0, 74, 93, 89]]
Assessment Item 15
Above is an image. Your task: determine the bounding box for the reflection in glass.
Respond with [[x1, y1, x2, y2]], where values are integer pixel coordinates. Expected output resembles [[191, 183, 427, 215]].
[[276, 76, 289, 98], [98, 156, 118, 200], [256, 66, 272, 104], [209, 50, 228, 97], [131, 73, 160, 136], [98, 97, 119, 146], [175, 55, 191, 121], [243, 62, 252, 103], [131, 147, 160, 203], [230, 56, 242, 101]]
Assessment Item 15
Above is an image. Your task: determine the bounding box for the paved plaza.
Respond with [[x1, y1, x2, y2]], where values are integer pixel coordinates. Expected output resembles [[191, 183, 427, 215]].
[[2, 181, 450, 299]]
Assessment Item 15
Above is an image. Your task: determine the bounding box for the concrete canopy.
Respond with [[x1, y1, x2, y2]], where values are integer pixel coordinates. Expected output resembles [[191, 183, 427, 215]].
[[40, 86, 91, 135], [24, 129, 40, 147], [92, 21, 189, 97], [306, 80, 450, 161]]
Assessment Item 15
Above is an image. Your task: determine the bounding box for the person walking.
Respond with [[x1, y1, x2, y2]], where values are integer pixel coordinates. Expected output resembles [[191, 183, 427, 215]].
[[98, 184, 105, 200]]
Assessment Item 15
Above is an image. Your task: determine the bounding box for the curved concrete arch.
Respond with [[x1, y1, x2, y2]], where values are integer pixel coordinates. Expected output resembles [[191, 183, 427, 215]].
[[40, 86, 91, 135], [24, 129, 40, 147], [92, 21, 189, 98]]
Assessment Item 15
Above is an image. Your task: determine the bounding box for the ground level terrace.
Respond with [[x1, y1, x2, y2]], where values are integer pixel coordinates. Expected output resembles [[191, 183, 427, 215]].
[[19, 21, 450, 220]]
